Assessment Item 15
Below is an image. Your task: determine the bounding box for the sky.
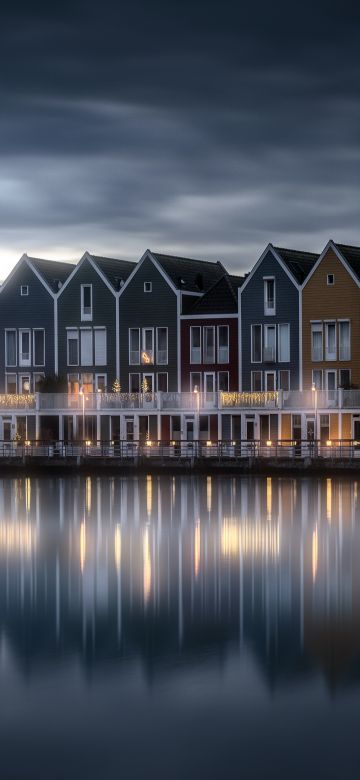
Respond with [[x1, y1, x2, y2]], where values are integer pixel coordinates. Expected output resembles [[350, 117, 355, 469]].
[[0, 0, 360, 278]]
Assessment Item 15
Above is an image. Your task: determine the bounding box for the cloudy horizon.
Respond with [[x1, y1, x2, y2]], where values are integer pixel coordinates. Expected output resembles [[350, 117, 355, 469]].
[[1, 0, 360, 278]]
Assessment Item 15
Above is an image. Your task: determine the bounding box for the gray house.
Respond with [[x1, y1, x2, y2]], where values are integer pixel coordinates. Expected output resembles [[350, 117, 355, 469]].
[[118, 249, 225, 395], [239, 244, 318, 440], [0, 254, 73, 395], [57, 251, 136, 395]]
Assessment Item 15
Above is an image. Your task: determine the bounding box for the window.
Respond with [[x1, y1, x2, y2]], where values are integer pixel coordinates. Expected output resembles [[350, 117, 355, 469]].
[[312, 369, 323, 390], [95, 374, 107, 392], [278, 323, 290, 363], [320, 414, 330, 444], [156, 327, 168, 364], [264, 325, 276, 362], [67, 373, 79, 394], [251, 325, 262, 363], [217, 326, 229, 363], [67, 329, 79, 366], [142, 328, 154, 364], [144, 282, 152, 293], [339, 369, 351, 388], [81, 329, 93, 366], [311, 323, 323, 361], [199, 415, 209, 440], [81, 284, 93, 321], [5, 374, 17, 393], [129, 328, 140, 364], [20, 285, 28, 296], [129, 373, 140, 393], [19, 375, 31, 393], [339, 321, 350, 361], [278, 370, 290, 390], [142, 374, 154, 392], [190, 372, 201, 392], [33, 329, 45, 366], [327, 274, 335, 286], [190, 326, 201, 363], [264, 278, 275, 314], [265, 371, 276, 391], [203, 326, 215, 363], [94, 328, 107, 365], [5, 330, 17, 367], [81, 373, 93, 393], [157, 373, 168, 392], [251, 371, 262, 391], [325, 322, 336, 360], [19, 330, 31, 366], [218, 371, 229, 391], [34, 373, 45, 391]]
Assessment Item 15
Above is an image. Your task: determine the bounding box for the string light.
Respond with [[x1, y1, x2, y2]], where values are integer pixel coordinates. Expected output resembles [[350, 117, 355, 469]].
[[221, 391, 278, 407]]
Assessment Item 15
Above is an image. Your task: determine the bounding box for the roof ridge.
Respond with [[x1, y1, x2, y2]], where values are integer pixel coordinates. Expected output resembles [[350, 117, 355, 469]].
[[274, 246, 319, 259], [335, 242, 360, 251], [152, 251, 222, 267], [91, 253, 136, 264]]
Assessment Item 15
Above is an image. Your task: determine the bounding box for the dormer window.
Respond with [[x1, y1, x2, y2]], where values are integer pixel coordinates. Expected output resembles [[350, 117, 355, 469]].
[[144, 281, 152, 293], [81, 284, 93, 321], [264, 277, 275, 315], [20, 285, 29, 296], [327, 273, 335, 286]]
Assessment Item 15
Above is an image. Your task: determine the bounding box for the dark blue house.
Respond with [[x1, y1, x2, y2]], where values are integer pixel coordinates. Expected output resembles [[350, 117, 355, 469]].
[[240, 244, 318, 395], [0, 254, 73, 394]]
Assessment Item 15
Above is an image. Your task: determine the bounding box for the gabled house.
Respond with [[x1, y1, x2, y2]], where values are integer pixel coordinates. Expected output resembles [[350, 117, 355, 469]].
[[57, 251, 135, 398], [0, 254, 73, 395], [117, 249, 225, 441]]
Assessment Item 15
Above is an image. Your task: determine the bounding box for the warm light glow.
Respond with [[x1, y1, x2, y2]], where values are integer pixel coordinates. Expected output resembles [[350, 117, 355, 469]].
[[146, 475, 152, 516], [85, 440, 91, 446], [143, 525, 151, 604], [206, 440, 212, 447], [312, 525, 318, 582], [326, 440, 332, 447], [141, 351, 152, 365], [194, 519, 200, 578], [266, 477, 272, 516], [266, 440, 272, 447], [221, 519, 280, 558], [85, 476, 91, 513], [207, 476, 212, 512], [0, 394, 36, 407], [146, 440, 152, 447], [114, 524, 121, 572], [326, 478, 332, 522], [25, 440, 31, 447], [80, 521, 86, 573], [25, 478, 31, 513], [0, 521, 36, 556], [221, 391, 278, 408]]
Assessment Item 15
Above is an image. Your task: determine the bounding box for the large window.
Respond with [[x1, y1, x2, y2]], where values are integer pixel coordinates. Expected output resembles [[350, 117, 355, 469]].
[[217, 326, 229, 363], [81, 284, 93, 321], [251, 325, 262, 363], [218, 371, 229, 391], [251, 371, 262, 391], [94, 328, 107, 365], [312, 369, 323, 390], [278, 323, 290, 363], [264, 278, 275, 315], [339, 321, 350, 361], [203, 326, 215, 363], [129, 329, 140, 365], [19, 330, 31, 366], [5, 330, 17, 367], [325, 322, 336, 360], [33, 329, 45, 366], [81, 329, 93, 366], [142, 328, 154, 364], [339, 368, 351, 388], [156, 327, 168, 365], [278, 370, 290, 390], [311, 323, 323, 362], [157, 373, 168, 391], [5, 374, 17, 393], [67, 329, 79, 366], [190, 372, 201, 392], [190, 326, 201, 363], [264, 325, 276, 362], [129, 373, 140, 393]]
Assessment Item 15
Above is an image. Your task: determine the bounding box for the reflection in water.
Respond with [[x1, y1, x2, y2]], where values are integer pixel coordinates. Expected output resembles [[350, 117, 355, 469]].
[[1, 476, 360, 778]]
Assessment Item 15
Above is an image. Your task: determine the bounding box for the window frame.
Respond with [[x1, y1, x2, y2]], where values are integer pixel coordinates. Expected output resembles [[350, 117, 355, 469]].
[[264, 276, 276, 315], [20, 285, 29, 296], [327, 273, 335, 286], [129, 373, 141, 393], [156, 372, 168, 392], [19, 329, 31, 367], [311, 322, 323, 362], [251, 324, 262, 363], [33, 328, 45, 367], [129, 328, 140, 365], [94, 327, 107, 366], [81, 284, 93, 321], [263, 324, 276, 362], [95, 373, 107, 392], [144, 281, 152, 293], [203, 325, 215, 364], [278, 369, 290, 391], [190, 372, 202, 392], [217, 371, 229, 391], [190, 326, 201, 364], [324, 321, 336, 361], [217, 325, 229, 363], [156, 327, 168, 365], [80, 328, 93, 367], [5, 373, 17, 393], [141, 327, 154, 365], [251, 370, 262, 391], [312, 368, 323, 390], [278, 323, 290, 363], [67, 328, 79, 366], [338, 368, 351, 389], [338, 320, 351, 361], [5, 329, 17, 367]]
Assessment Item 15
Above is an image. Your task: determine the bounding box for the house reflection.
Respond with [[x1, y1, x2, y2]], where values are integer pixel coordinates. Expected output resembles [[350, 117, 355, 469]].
[[0, 475, 359, 689]]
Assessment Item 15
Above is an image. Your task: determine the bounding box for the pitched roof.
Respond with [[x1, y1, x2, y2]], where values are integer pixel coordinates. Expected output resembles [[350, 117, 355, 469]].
[[28, 256, 75, 292], [335, 243, 360, 280], [90, 254, 137, 290], [188, 273, 244, 315], [151, 252, 225, 292], [273, 246, 319, 284]]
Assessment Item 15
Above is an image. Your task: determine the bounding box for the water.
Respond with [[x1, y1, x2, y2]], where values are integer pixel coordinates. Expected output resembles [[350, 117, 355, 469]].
[[0, 474, 360, 779]]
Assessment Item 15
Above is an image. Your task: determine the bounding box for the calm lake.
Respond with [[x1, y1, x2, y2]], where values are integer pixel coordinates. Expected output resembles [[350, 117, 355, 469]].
[[1, 474, 360, 779]]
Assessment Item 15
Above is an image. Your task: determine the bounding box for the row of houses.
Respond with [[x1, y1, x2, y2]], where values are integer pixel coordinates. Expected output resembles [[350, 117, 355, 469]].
[[0, 239, 359, 399]]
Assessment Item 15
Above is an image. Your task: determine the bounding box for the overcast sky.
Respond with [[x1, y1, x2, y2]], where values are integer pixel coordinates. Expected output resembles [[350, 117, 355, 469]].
[[0, 0, 359, 278]]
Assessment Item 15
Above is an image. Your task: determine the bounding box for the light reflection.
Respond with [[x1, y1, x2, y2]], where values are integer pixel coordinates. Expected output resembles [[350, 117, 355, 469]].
[[194, 519, 200, 578], [312, 525, 318, 582], [80, 520, 86, 573], [143, 525, 151, 604], [114, 524, 121, 572], [266, 477, 272, 518], [221, 519, 280, 558], [146, 475, 152, 517], [326, 478, 332, 522], [85, 477, 91, 514], [0, 521, 36, 555], [206, 476, 212, 513], [25, 478, 31, 513]]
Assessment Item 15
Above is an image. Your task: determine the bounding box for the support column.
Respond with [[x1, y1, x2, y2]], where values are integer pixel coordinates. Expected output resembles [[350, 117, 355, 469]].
[[58, 414, 64, 442], [96, 414, 101, 444]]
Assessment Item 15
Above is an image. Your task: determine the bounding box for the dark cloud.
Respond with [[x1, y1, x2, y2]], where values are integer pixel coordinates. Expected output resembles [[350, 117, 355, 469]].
[[0, 0, 359, 275]]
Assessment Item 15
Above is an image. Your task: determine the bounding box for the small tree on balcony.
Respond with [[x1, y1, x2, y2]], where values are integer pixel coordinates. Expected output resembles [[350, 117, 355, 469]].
[[112, 378, 121, 393]]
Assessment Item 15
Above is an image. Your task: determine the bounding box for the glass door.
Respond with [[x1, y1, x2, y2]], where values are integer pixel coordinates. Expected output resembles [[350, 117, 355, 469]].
[[204, 372, 215, 406]]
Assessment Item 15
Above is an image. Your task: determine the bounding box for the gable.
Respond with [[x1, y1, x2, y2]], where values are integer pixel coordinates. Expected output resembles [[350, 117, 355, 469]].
[[303, 246, 359, 300]]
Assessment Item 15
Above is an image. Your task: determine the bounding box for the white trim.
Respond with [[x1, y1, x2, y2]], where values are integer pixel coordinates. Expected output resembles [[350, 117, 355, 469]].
[[264, 370, 276, 391], [20, 285, 29, 296], [203, 325, 215, 364], [81, 283, 93, 321], [324, 321, 336, 361], [299, 289, 302, 390], [18, 373, 31, 394], [5, 372, 17, 393], [180, 313, 238, 320], [177, 291, 181, 391], [57, 252, 118, 298], [238, 287, 242, 390], [129, 372, 141, 393], [204, 371, 215, 393], [32, 328, 45, 367], [142, 372, 154, 392], [263, 276, 276, 315], [301, 240, 360, 290], [277, 322, 290, 363], [190, 371, 202, 392], [251, 369, 262, 391], [156, 326, 168, 365], [156, 372, 168, 392], [67, 328, 79, 366], [54, 296, 58, 374], [118, 249, 179, 298], [5, 328, 17, 368], [190, 325, 201, 364], [95, 373, 107, 392], [339, 320, 351, 361], [129, 327, 140, 365], [251, 323, 262, 363], [217, 370, 229, 392], [144, 281, 152, 293], [141, 327, 154, 365], [240, 243, 301, 297], [19, 329, 31, 367], [217, 324, 229, 363]]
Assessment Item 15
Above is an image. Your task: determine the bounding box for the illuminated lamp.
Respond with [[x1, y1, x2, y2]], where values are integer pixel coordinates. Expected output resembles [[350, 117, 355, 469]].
[[266, 440, 272, 447]]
